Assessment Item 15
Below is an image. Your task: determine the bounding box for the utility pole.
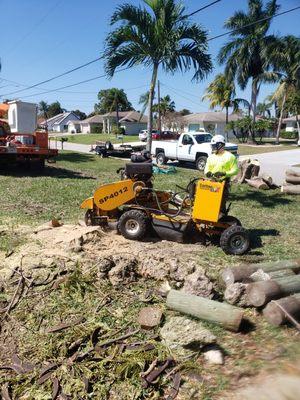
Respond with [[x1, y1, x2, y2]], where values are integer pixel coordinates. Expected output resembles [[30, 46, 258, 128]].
[[157, 80, 161, 133]]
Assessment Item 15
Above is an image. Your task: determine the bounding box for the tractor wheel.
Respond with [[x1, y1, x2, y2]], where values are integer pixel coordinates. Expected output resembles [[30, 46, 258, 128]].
[[156, 152, 167, 165], [118, 210, 149, 240], [219, 216, 241, 226], [220, 225, 250, 255], [195, 156, 207, 171]]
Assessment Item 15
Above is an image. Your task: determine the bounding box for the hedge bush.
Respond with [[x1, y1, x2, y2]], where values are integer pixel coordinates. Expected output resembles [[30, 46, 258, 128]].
[[91, 125, 103, 134], [280, 130, 298, 139]]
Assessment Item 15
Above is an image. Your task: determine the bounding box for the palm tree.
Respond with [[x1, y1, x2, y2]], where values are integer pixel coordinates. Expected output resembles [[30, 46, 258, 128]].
[[202, 73, 250, 138], [256, 101, 272, 118], [104, 0, 212, 150], [268, 35, 300, 144], [138, 91, 151, 120], [218, 0, 279, 123]]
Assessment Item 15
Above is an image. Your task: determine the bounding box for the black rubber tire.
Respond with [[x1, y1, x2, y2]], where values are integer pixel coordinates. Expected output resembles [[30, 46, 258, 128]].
[[156, 152, 167, 165], [195, 156, 207, 171], [118, 210, 149, 240], [220, 225, 250, 255], [219, 216, 242, 226]]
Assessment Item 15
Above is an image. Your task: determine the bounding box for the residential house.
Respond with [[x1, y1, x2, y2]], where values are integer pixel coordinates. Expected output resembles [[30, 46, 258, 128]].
[[282, 115, 300, 132], [67, 120, 83, 133], [79, 111, 147, 135], [80, 114, 104, 134], [40, 112, 80, 132], [182, 112, 241, 138]]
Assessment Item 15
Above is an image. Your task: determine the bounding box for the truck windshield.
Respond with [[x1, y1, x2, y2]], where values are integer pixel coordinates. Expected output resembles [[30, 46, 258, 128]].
[[193, 134, 212, 144]]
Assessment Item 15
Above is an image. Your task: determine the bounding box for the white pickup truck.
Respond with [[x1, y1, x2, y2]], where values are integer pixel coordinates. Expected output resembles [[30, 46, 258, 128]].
[[151, 132, 238, 170]]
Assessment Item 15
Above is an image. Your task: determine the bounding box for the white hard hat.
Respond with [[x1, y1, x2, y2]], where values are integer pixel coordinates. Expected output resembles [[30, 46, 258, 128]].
[[211, 134, 225, 144]]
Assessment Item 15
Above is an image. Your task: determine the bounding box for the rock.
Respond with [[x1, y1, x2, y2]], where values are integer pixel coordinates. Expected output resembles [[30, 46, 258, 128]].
[[138, 306, 163, 329], [97, 257, 115, 273], [108, 255, 138, 286], [203, 346, 224, 365], [51, 218, 62, 228], [157, 281, 171, 297], [181, 267, 214, 298], [224, 283, 250, 307], [160, 316, 216, 358]]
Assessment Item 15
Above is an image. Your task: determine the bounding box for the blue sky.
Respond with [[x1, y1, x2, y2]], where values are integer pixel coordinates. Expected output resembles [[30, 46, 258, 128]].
[[0, 0, 299, 114]]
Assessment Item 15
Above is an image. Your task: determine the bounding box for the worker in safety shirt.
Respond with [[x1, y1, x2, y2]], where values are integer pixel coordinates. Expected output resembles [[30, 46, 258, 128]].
[[204, 135, 238, 213]]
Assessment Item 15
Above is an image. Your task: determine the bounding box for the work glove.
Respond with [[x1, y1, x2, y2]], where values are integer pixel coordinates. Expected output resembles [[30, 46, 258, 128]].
[[205, 171, 213, 178], [214, 171, 226, 178]]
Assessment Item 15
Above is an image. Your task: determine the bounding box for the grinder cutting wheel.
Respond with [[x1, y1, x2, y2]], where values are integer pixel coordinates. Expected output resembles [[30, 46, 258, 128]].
[[80, 148, 250, 255]]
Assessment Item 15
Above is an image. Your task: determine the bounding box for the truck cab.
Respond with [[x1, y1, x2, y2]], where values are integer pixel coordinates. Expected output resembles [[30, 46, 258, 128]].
[[151, 132, 238, 170]]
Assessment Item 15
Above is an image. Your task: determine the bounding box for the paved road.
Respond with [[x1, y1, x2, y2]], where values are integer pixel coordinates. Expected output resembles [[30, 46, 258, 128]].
[[240, 149, 300, 185], [51, 141, 300, 185]]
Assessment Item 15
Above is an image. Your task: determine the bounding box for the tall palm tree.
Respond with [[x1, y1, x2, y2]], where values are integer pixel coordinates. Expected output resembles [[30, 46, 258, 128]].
[[218, 0, 279, 123], [256, 101, 272, 118], [104, 0, 212, 150], [202, 73, 250, 138], [138, 91, 151, 120], [268, 35, 300, 144]]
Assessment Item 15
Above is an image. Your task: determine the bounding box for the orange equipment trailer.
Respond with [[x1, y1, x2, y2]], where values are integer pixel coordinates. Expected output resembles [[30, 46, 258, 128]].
[[0, 118, 58, 169]]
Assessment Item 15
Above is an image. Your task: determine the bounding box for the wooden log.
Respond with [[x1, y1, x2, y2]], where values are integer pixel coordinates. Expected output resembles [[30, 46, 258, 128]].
[[221, 259, 300, 286], [245, 178, 269, 190], [261, 173, 273, 186], [250, 268, 295, 282], [286, 169, 300, 177], [166, 289, 243, 332], [263, 293, 300, 326], [285, 176, 300, 185], [281, 185, 300, 195], [246, 275, 300, 307]]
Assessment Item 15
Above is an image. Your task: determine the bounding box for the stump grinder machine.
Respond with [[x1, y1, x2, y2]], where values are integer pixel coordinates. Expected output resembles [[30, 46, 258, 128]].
[[81, 162, 250, 255]]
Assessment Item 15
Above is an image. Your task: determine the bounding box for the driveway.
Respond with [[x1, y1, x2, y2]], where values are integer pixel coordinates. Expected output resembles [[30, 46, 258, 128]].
[[240, 149, 300, 185]]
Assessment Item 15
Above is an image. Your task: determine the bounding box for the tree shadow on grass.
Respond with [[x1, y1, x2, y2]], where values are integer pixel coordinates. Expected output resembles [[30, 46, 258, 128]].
[[248, 228, 280, 250], [56, 152, 96, 163], [0, 164, 96, 180], [230, 190, 292, 208]]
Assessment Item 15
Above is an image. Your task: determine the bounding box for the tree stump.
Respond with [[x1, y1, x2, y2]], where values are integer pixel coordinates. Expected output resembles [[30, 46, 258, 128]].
[[281, 185, 300, 195]]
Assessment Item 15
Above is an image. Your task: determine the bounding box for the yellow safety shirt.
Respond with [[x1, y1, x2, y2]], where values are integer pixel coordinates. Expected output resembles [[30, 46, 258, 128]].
[[204, 150, 238, 178]]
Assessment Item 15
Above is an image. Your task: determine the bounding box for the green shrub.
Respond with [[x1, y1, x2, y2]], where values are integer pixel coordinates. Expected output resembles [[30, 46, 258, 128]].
[[280, 130, 298, 139], [111, 126, 125, 136], [91, 125, 103, 134]]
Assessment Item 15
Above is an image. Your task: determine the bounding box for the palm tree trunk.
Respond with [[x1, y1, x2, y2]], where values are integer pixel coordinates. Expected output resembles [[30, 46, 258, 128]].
[[225, 106, 229, 141], [251, 79, 258, 123], [116, 101, 120, 130], [275, 89, 287, 145], [146, 63, 158, 152]]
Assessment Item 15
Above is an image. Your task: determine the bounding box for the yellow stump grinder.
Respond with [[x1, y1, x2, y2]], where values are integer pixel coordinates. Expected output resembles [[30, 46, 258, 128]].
[[81, 162, 250, 255]]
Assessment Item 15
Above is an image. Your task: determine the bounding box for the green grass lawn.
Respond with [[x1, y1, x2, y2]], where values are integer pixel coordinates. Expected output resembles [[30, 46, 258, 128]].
[[1, 151, 299, 399], [0, 151, 299, 261], [50, 133, 139, 145], [238, 143, 298, 155]]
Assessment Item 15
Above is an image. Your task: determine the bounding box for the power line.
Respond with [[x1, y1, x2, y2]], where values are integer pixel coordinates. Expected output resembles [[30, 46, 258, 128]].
[[208, 5, 300, 41], [186, 0, 222, 17], [15, 67, 131, 100], [1, 55, 104, 97], [161, 82, 208, 110]]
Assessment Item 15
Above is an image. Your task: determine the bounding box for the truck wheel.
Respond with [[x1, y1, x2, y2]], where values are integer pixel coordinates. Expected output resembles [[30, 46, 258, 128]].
[[220, 225, 250, 255], [195, 156, 207, 171], [118, 210, 149, 240], [156, 152, 167, 165]]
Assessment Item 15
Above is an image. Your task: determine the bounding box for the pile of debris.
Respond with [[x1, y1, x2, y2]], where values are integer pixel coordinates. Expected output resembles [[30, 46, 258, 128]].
[[234, 159, 276, 190], [222, 259, 300, 328], [281, 169, 300, 195]]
